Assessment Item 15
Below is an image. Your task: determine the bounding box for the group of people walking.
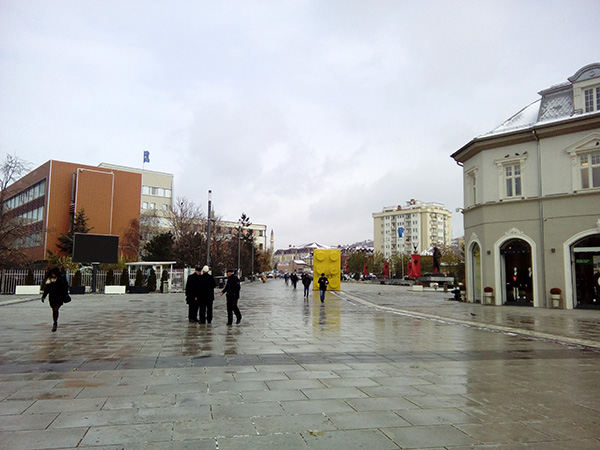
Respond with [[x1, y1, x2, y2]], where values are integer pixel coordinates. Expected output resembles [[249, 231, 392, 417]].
[[185, 266, 242, 325], [285, 271, 329, 302], [38, 265, 331, 333]]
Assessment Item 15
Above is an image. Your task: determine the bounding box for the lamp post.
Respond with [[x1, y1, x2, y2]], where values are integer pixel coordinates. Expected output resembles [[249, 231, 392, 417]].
[[250, 229, 254, 282], [206, 190, 212, 265], [237, 220, 242, 277]]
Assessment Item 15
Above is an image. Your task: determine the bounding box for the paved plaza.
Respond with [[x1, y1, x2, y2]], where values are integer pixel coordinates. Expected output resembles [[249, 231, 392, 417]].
[[0, 280, 599, 449]]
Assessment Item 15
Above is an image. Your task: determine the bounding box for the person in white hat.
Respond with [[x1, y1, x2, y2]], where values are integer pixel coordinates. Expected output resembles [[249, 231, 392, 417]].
[[197, 265, 217, 324]]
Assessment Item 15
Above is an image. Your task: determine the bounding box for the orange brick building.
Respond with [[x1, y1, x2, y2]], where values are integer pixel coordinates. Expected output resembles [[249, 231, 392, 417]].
[[4, 160, 142, 261]]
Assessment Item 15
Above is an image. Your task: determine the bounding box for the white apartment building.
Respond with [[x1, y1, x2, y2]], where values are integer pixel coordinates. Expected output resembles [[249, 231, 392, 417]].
[[373, 199, 452, 260]]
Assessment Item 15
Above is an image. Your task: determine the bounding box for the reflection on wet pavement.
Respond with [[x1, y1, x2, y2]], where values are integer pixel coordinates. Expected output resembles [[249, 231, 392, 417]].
[[0, 280, 598, 449]]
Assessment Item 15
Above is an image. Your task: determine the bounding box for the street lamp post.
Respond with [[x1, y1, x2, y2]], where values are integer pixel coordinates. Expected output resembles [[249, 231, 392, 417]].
[[237, 220, 242, 277], [206, 190, 212, 265], [250, 230, 254, 282]]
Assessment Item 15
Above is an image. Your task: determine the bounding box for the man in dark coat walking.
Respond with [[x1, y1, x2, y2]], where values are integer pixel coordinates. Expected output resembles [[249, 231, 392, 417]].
[[301, 272, 312, 298], [185, 267, 202, 322], [317, 273, 329, 303], [197, 265, 217, 324], [220, 269, 242, 325]]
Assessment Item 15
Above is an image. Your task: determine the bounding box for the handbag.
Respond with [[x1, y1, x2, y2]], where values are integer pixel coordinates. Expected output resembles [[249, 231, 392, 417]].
[[64, 294, 72, 303]]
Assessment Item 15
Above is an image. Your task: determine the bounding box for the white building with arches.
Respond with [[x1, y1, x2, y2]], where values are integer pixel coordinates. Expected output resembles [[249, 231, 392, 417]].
[[452, 63, 600, 309]]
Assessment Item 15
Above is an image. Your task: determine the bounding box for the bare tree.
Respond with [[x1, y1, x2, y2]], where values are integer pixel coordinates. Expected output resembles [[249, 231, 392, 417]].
[[0, 155, 33, 268], [121, 218, 141, 261], [167, 197, 205, 267]]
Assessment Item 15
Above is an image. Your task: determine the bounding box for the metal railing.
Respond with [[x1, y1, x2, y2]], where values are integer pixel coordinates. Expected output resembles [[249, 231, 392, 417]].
[[1, 269, 185, 295]]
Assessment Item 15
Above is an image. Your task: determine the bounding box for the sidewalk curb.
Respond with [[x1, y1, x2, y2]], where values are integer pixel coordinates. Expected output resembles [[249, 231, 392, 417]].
[[336, 291, 600, 351], [0, 297, 40, 307]]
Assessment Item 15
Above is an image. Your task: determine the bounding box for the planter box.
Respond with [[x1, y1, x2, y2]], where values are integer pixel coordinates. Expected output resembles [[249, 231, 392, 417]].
[[411, 285, 423, 292], [551, 294, 562, 308], [15, 285, 41, 295], [70, 286, 86, 295], [105, 286, 126, 294], [128, 286, 149, 294]]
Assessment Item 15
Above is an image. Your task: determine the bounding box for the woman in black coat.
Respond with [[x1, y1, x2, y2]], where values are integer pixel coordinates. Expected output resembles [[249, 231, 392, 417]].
[[41, 267, 69, 332]]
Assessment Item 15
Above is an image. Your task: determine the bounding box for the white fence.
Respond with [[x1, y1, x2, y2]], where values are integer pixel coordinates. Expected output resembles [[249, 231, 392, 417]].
[[1, 269, 186, 295]]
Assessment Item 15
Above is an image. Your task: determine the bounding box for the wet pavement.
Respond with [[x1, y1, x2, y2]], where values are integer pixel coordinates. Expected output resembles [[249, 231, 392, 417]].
[[0, 280, 599, 449]]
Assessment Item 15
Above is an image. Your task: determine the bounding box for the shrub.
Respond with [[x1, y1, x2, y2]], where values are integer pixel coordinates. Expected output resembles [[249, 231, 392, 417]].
[[160, 270, 169, 292], [25, 269, 35, 285], [135, 269, 144, 286], [72, 270, 82, 287], [120, 268, 130, 287], [106, 269, 115, 286], [484, 286, 494, 293], [550, 287, 562, 295], [148, 268, 157, 292]]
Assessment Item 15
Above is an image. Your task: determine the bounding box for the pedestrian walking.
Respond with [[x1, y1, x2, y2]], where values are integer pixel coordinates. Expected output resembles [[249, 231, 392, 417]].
[[284, 273, 289, 285], [198, 265, 217, 324], [301, 272, 312, 298], [185, 267, 202, 322], [317, 273, 329, 303], [220, 269, 242, 325], [41, 267, 70, 332], [290, 272, 299, 289]]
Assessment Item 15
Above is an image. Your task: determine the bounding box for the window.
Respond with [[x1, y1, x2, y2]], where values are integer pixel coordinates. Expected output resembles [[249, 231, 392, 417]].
[[467, 169, 477, 205], [584, 87, 600, 112], [580, 151, 600, 189], [505, 164, 522, 197], [142, 202, 148, 209]]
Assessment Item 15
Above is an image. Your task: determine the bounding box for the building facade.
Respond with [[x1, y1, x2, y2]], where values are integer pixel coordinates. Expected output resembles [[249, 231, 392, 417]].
[[272, 243, 330, 272], [99, 163, 174, 228], [373, 199, 452, 260], [215, 220, 268, 252], [451, 63, 600, 309], [4, 160, 142, 261]]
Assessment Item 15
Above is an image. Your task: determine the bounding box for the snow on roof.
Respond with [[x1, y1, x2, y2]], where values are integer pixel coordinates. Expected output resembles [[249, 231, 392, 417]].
[[479, 99, 541, 137]]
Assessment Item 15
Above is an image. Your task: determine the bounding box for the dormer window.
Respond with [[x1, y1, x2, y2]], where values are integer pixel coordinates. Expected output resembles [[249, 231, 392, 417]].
[[584, 86, 600, 112]]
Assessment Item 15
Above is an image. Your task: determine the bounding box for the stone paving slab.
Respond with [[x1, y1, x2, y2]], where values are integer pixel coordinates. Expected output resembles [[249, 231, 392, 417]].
[[0, 281, 599, 449]]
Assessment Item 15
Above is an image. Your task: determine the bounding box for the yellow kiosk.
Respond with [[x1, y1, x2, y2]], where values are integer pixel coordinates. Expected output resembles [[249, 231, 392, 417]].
[[312, 249, 341, 291]]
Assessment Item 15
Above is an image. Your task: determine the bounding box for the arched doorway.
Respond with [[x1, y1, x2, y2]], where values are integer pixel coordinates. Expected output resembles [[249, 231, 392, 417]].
[[572, 234, 600, 309], [471, 243, 482, 303], [501, 238, 533, 306]]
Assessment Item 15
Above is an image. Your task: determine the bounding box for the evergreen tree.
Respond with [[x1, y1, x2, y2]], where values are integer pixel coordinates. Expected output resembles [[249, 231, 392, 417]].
[[143, 232, 174, 261], [56, 209, 92, 256]]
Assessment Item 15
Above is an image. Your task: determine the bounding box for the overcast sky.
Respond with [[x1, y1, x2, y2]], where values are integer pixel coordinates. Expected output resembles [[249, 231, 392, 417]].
[[1, 1, 598, 250]]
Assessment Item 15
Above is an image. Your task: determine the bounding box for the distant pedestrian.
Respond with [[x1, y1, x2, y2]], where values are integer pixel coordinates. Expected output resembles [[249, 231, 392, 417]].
[[284, 273, 289, 285], [41, 267, 70, 332], [198, 266, 217, 324], [290, 272, 299, 289], [301, 273, 312, 298], [220, 269, 242, 325], [317, 273, 329, 303], [185, 267, 202, 322]]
